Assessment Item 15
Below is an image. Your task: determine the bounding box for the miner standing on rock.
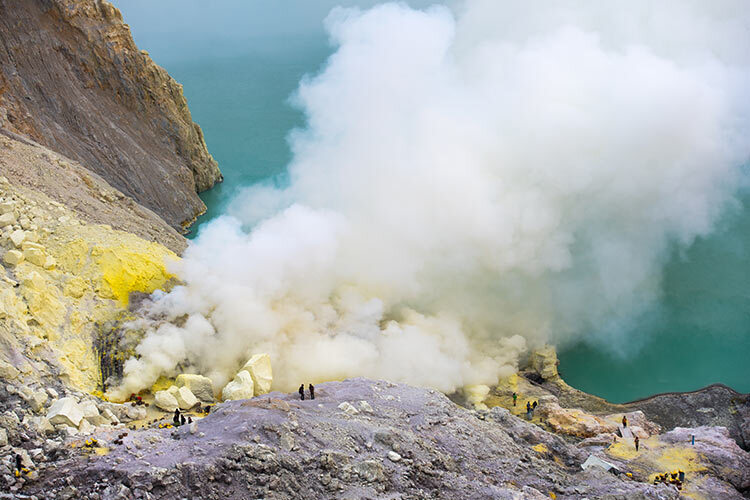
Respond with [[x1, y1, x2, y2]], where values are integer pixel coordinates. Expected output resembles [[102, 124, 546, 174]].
[[299, 384, 305, 401], [309, 384, 315, 400], [622, 415, 628, 427], [512, 392, 517, 406], [634, 436, 639, 451]]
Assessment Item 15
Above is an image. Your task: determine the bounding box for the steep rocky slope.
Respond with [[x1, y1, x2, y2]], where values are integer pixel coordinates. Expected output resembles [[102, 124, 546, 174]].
[[0, 129, 185, 253], [0, 0, 222, 230], [0, 173, 176, 393]]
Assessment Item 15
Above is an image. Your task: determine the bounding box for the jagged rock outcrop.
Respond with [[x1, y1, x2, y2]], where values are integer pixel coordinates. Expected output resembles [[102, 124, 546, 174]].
[[0, 0, 222, 230], [9, 379, 748, 499]]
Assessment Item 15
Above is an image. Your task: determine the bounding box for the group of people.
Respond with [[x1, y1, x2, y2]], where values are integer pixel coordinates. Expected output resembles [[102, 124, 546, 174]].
[[172, 408, 193, 427], [653, 470, 685, 490], [510, 393, 538, 420], [298, 384, 315, 400], [525, 399, 538, 419]]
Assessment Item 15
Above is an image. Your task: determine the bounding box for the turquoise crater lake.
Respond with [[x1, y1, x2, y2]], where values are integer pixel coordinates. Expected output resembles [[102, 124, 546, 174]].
[[116, 1, 750, 404]]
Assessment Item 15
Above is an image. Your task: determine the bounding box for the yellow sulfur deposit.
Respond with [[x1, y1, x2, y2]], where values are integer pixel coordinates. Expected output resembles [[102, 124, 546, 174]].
[[0, 185, 180, 394], [93, 243, 176, 305], [532, 443, 549, 454]]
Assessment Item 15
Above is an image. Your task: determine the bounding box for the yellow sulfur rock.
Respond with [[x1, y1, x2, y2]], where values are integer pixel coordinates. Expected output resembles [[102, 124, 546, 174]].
[[241, 353, 273, 396], [23, 247, 47, 267], [3, 249, 24, 266]]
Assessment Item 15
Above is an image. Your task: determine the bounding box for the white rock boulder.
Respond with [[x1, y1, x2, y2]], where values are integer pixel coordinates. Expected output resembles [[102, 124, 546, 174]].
[[47, 397, 84, 427], [222, 370, 255, 401], [241, 353, 273, 395], [175, 374, 214, 402], [3, 249, 23, 266], [0, 212, 15, 227], [167, 385, 199, 410], [154, 390, 179, 412]]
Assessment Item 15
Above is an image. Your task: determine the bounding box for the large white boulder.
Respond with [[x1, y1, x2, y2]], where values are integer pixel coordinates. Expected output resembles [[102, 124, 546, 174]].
[[222, 370, 255, 401], [175, 374, 215, 402], [154, 390, 179, 412], [47, 397, 84, 427], [167, 385, 199, 410], [241, 353, 273, 396]]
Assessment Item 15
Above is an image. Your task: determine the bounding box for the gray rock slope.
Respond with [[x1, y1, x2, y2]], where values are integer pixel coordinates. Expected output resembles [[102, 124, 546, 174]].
[[18, 378, 747, 500]]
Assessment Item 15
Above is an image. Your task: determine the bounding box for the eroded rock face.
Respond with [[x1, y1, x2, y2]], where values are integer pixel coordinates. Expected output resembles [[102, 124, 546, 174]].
[[0, 0, 222, 229]]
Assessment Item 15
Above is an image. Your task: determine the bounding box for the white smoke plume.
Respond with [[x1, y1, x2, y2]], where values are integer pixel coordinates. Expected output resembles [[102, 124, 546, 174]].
[[112, 0, 750, 398]]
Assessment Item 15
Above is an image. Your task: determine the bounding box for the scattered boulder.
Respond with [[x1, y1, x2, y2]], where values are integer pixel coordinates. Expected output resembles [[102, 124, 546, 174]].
[[9, 229, 26, 247], [3, 249, 24, 266], [79, 400, 108, 425], [47, 397, 84, 427], [24, 389, 49, 413], [222, 370, 255, 401], [0, 211, 15, 227], [175, 374, 214, 402], [23, 246, 46, 267], [25, 416, 54, 435], [78, 418, 95, 435], [338, 402, 359, 416], [241, 353, 273, 395], [125, 405, 147, 421], [101, 407, 119, 425], [154, 390, 179, 412], [167, 385, 198, 410], [0, 359, 20, 379]]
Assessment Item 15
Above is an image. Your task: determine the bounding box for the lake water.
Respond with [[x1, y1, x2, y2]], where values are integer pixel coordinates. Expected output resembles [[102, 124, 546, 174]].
[[116, 2, 750, 403]]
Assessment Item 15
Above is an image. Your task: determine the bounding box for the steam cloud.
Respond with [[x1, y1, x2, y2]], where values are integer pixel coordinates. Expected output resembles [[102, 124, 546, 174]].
[[112, 0, 750, 398]]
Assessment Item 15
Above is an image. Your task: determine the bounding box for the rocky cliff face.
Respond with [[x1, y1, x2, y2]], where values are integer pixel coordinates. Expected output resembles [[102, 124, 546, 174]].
[[0, 0, 222, 230]]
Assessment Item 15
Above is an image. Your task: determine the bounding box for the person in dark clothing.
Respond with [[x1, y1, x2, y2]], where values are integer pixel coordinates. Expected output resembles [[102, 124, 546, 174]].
[[512, 392, 517, 406], [622, 415, 628, 427], [299, 384, 305, 400], [173, 408, 181, 426], [532, 401, 538, 410], [634, 436, 639, 451], [15, 453, 22, 472], [187, 416, 193, 424], [309, 384, 315, 400], [526, 401, 532, 412], [180, 414, 186, 426]]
